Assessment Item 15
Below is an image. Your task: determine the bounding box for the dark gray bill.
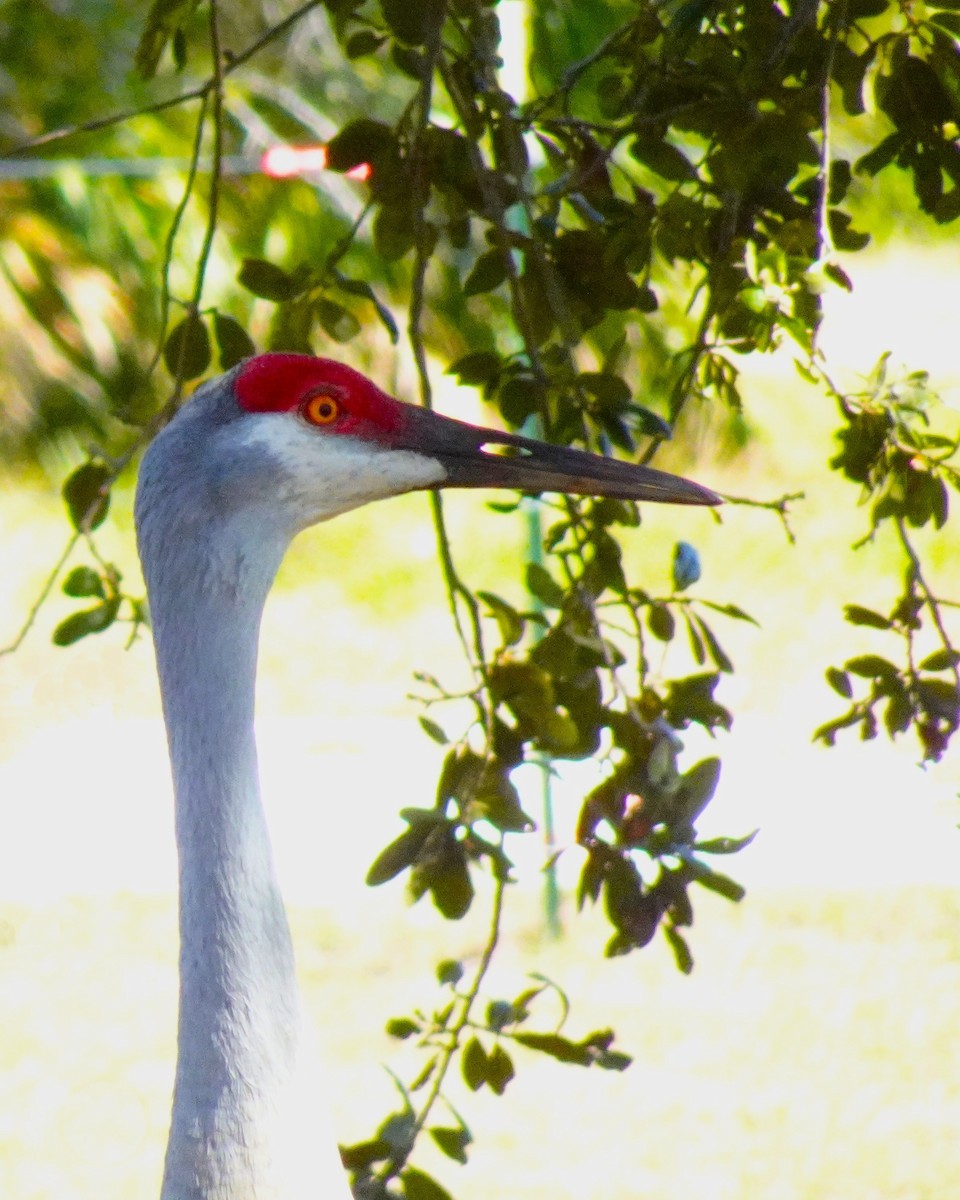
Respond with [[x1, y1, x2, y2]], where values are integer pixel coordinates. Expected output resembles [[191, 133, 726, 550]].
[[398, 404, 720, 506]]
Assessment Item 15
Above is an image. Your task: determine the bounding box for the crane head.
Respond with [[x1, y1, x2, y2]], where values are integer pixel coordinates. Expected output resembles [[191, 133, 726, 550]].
[[139, 353, 718, 552], [226, 353, 719, 521]]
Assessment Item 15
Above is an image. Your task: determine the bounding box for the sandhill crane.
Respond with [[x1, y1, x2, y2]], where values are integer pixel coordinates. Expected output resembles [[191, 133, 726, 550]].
[[134, 352, 719, 1200]]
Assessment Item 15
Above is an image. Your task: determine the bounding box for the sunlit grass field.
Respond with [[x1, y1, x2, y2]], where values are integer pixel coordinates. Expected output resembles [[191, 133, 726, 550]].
[[4, 887, 960, 1200], [2, 242, 960, 1198]]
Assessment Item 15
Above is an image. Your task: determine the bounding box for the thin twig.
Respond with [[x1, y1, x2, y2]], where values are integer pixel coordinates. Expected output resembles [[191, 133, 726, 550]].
[[374, 870, 507, 1188], [0, 532, 80, 656], [896, 516, 960, 695]]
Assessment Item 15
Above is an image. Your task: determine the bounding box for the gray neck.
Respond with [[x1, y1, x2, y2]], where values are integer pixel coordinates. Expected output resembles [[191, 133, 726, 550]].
[[140, 508, 349, 1199]]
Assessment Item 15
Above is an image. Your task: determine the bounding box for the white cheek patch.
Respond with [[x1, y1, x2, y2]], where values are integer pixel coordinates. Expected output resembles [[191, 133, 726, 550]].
[[237, 413, 447, 525]]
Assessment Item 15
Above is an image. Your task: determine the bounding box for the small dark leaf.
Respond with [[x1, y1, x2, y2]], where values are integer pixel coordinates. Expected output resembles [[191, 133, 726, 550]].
[[844, 604, 891, 630], [846, 654, 899, 681], [696, 618, 733, 673], [402, 1167, 455, 1200], [686, 859, 745, 902], [386, 1017, 421, 1039], [672, 541, 701, 591], [333, 273, 399, 343], [213, 313, 256, 369], [826, 666, 853, 697], [430, 1126, 471, 1165], [478, 590, 524, 647], [631, 135, 697, 182], [485, 999, 514, 1033], [648, 603, 675, 642], [325, 119, 396, 174], [418, 716, 448, 745], [447, 350, 501, 388], [366, 824, 433, 886], [346, 29, 387, 58], [664, 925, 694, 975], [525, 563, 565, 609], [62, 566, 105, 599], [63, 463, 110, 531], [485, 1043, 516, 1095], [315, 298, 361, 343], [695, 830, 758, 855], [134, 0, 198, 79], [920, 649, 960, 672], [463, 248, 509, 297], [238, 258, 297, 302], [381, 0, 442, 46], [164, 314, 211, 379], [514, 1032, 592, 1066], [436, 959, 463, 987], [339, 1138, 390, 1170], [675, 757, 721, 826], [462, 1036, 488, 1091], [52, 599, 120, 646], [596, 1048, 633, 1070]]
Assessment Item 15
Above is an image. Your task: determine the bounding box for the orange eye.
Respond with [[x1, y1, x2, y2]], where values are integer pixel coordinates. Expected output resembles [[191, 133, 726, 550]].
[[302, 392, 342, 426]]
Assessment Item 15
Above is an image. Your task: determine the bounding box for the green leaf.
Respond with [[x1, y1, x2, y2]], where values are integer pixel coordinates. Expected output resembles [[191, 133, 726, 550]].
[[448, 350, 501, 388], [238, 258, 297, 302], [920, 649, 960, 672], [525, 563, 565, 609], [672, 541, 701, 591], [381, 0, 443, 45], [631, 135, 697, 182], [386, 1016, 421, 1039], [596, 1048, 633, 1070], [846, 654, 899, 681], [685, 859, 745, 903], [462, 1036, 488, 1091], [333, 273, 399, 343], [436, 959, 463, 986], [826, 666, 853, 698], [315, 298, 361, 343], [463, 248, 509, 297], [696, 618, 733, 673], [648, 602, 675, 642], [374, 201, 416, 261], [675, 757, 721, 826], [422, 837, 474, 919], [213, 313, 255, 369], [402, 1167, 454, 1200], [694, 830, 758, 855], [62, 566, 104, 599], [326, 118, 396, 174], [478, 590, 524, 647], [418, 716, 448, 745], [164, 313, 211, 381], [366, 823, 434, 886], [346, 30, 387, 58], [134, 0, 199, 78], [485, 999, 514, 1032], [52, 599, 120, 646], [664, 925, 694, 975], [63, 463, 110, 532], [338, 1138, 390, 1170], [485, 1043, 516, 1095], [514, 1032, 592, 1066], [844, 604, 891, 630], [430, 1125, 471, 1165]]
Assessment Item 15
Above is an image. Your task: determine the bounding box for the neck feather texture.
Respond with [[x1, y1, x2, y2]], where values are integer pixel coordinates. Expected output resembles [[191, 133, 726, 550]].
[[138, 495, 351, 1200]]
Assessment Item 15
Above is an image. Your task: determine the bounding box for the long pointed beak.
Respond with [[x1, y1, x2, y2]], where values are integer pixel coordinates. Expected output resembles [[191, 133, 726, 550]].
[[396, 406, 720, 506]]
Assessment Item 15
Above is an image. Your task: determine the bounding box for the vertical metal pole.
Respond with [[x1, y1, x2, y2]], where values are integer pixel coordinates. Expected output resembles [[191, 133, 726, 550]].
[[526, 499, 563, 939], [501, 0, 561, 938]]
